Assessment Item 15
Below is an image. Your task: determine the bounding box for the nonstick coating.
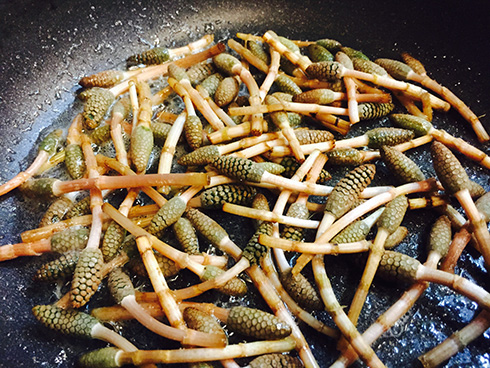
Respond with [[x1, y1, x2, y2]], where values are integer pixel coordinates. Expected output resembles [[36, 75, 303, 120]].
[[0, 0, 489, 367]]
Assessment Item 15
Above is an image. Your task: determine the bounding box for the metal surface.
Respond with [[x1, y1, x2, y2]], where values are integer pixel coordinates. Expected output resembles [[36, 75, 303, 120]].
[[0, 0, 489, 367]]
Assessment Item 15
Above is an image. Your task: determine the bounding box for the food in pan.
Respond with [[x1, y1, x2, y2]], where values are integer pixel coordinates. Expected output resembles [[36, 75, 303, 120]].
[[0, 30, 489, 368]]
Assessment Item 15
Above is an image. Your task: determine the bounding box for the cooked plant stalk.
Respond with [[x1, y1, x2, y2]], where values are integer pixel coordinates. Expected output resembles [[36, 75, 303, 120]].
[[107, 268, 226, 347], [0, 227, 89, 262], [305, 61, 450, 111], [332, 216, 452, 368], [390, 113, 490, 169], [77, 338, 296, 367], [292, 178, 439, 276], [375, 57, 489, 142], [0, 129, 62, 197], [20, 172, 209, 198], [336, 51, 359, 124], [431, 141, 490, 267], [346, 195, 408, 327]]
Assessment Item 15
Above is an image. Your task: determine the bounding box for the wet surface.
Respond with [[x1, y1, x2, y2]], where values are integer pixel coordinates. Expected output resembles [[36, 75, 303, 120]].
[[1, 0, 490, 367]]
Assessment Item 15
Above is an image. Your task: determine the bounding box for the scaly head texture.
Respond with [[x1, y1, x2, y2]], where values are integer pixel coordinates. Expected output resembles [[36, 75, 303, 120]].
[[247, 40, 271, 65], [80, 87, 115, 129], [469, 180, 486, 198], [308, 43, 334, 62], [147, 196, 187, 237], [20, 178, 57, 200], [186, 61, 217, 86], [32, 304, 99, 339], [352, 58, 389, 77], [292, 88, 336, 104], [242, 221, 274, 265], [199, 73, 224, 98], [324, 164, 376, 219], [227, 306, 292, 340], [281, 203, 309, 242], [178, 145, 221, 166], [185, 208, 229, 247], [126, 47, 169, 67], [129, 251, 181, 278], [375, 58, 413, 80], [256, 162, 285, 175], [274, 74, 302, 96], [173, 217, 200, 255], [50, 227, 90, 253], [200, 184, 257, 209], [78, 347, 119, 368], [70, 248, 104, 308], [130, 125, 154, 173], [34, 250, 80, 282], [200, 265, 248, 297], [341, 46, 369, 60], [430, 141, 471, 195], [325, 148, 363, 166], [280, 269, 323, 311], [107, 268, 135, 304], [210, 155, 265, 183], [213, 53, 241, 75], [384, 226, 408, 249], [378, 250, 421, 283], [64, 196, 92, 219], [280, 157, 331, 183], [249, 353, 303, 368], [65, 144, 86, 180], [40, 196, 75, 228], [184, 115, 203, 150], [380, 145, 426, 184], [428, 215, 452, 258], [389, 113, 432, 137], [305, 61, 344, 81], [183, 307, 227, 340], [215, 76, 239, 107], [366, 127, 414, 148], [39, 129, 63, 155], [331, 220, 371, 243], [79, 70, 125, 88], [377, 195, 408, 234], [151, 121, 172, 145], [316, 38, 342, 52], [294, 129, 334, 144], [101, 221, 126, 262], [168, 63, 190, 81], [358, 102, 395, 120], [251, 192, 270, 229], [90, 124, 112, 146]]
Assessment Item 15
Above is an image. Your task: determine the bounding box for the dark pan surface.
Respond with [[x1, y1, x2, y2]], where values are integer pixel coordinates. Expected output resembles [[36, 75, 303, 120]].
[[0, 0, 489, 367]]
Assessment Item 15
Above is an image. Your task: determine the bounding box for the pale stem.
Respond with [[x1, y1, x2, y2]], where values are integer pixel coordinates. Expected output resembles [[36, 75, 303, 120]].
[[115, 338, 296, 365], [157, 112, 187, 193], [259, 50, 280, 100], [454, 188, 490, 267], [196, 84, 236, 127], [227, 39, 269, 74], [120, 295, 226, 347], [312, 255, 386, 368], [136, 236, 186, 329], [292, 179, 438, 275], [0, 150, 49, 197], [222, 203, 320, 229], [109, 43, 226, 97]]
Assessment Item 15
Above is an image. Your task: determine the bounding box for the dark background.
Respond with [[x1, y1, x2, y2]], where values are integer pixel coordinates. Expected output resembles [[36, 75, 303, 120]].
[[0, 0, 489, 367]]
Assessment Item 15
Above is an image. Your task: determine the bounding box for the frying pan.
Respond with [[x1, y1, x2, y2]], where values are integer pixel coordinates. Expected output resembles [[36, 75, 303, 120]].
[[0, 0, 489, 366]]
